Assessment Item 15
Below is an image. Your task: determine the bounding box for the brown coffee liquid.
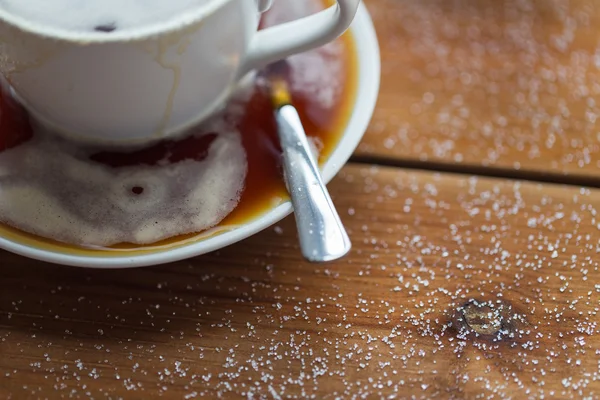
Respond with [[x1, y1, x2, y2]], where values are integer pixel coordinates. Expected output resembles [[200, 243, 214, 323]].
[[0, 17, 358, 257]]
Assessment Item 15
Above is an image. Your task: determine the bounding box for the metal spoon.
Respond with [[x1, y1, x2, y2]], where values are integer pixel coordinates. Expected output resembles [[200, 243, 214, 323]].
[[265, 61, 351, 262]]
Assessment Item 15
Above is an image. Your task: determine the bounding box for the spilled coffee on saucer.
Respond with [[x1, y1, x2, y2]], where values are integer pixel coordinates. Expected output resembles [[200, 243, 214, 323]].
[[0, 0, 358, 252]]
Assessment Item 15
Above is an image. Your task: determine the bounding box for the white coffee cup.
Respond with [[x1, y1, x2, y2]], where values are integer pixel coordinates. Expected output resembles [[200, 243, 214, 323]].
[[0, 0, 360, 145]]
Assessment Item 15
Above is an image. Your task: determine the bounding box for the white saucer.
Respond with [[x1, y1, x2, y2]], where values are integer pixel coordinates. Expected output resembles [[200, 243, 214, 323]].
[[0, 3, 380, 268]]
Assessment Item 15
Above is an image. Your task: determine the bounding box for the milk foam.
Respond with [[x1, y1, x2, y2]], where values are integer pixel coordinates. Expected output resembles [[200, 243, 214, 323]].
[[0, 0, 211, 33], [0, 117, 247, 247]]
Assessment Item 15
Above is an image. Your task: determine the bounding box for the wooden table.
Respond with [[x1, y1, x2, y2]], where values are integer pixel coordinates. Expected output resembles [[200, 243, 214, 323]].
[[2, 1, 600, 398]]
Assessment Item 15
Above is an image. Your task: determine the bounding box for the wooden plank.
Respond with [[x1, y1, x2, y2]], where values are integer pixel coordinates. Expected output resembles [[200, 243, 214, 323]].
[[1, 164, 599, 399], [359, 0, 600, 177]]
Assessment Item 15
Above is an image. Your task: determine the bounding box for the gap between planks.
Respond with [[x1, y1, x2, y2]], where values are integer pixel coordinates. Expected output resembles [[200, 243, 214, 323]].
[[350, 154, 600, 189]]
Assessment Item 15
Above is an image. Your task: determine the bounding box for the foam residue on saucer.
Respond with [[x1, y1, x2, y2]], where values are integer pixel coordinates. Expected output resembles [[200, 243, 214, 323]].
[[0, 116, 247, 247]]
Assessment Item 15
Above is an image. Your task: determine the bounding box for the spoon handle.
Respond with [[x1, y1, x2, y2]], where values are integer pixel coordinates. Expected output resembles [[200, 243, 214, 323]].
[[275, 105, 351, 262]]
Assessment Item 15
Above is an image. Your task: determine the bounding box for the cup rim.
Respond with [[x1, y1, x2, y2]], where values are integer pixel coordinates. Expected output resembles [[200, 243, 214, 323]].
[[0, 0, 232, 43], [0, 2, 381, 268]]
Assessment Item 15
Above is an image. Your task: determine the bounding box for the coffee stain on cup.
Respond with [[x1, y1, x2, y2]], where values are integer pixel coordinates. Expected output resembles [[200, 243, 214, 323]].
[[154, 44, 182, 138], [0, 25, 64, 81], [139, 21, 204, 139]]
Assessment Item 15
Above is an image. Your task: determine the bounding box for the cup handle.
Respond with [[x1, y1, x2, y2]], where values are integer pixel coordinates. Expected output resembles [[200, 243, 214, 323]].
[[238, 0, 361, 77]]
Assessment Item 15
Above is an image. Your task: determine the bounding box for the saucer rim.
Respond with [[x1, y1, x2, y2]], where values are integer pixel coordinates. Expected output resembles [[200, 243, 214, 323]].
[[0, 2, 381, 268]]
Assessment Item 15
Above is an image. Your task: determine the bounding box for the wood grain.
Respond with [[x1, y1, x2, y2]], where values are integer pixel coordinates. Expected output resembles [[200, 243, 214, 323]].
[[359, 0, 600, 178], [1, 164, 599, 399]]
